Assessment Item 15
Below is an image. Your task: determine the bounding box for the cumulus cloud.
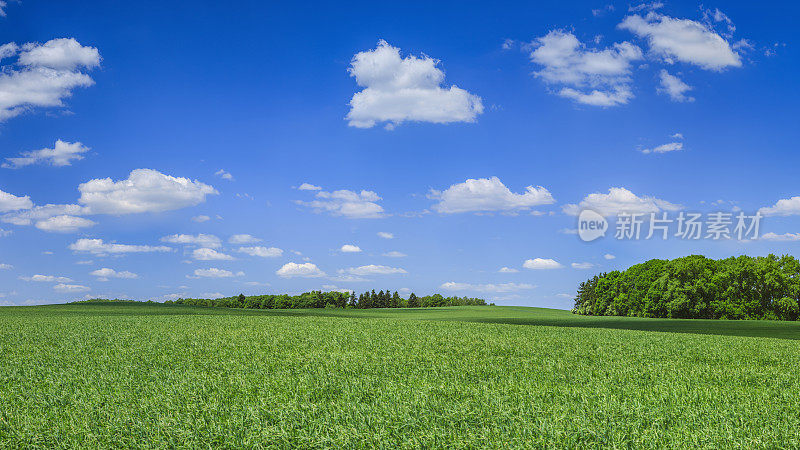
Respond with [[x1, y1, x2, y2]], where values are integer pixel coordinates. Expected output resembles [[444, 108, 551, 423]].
[[20, 274, 72, 282], [321, 284, 354, 294], [657, 70, 694, 102], [229, 234, 261, 244], [193, 268, 243, 278], [440, 281, 536, 293], [34, 215, 96, 233], [346, 40, 483, 129], [377, 231, 394, 239], [340, 244, 362, 253], [528, 30, 642, 106], [276, 262, 325, 278], [619, 12, 741, 70], [3, 140, 90, 168], [0, 38, 100, 121], [0, 263, 12, 269], [0, 189, 33, 212], [215, 169, 233, 180], [383, 251, 406, 258], [563, 187, 681, 217], [237, 246, 283, 257], [571, 262, 596, 269], [90, 268, 138, 280], [297, 183, 322, 191], [69, 238, 172, 255], [2, 203, 87, 225], [77, 169, 217, 215], [53, 283, 90, 293], [343, 265, 407, 276], [759, 197, 800, 217], [296, 187, 385, 219], [760, 232, 800, 242], [498, 267, 519, 273], [4, 170, 218, 226], [604, 253, 616, 260], [191, 215, 210, 223], [161, 233, 221, 248], [641, 141, 683, 154], [429, 177, 554, 214], [523, 258, 564, 270], [192, 248, 234, 261]]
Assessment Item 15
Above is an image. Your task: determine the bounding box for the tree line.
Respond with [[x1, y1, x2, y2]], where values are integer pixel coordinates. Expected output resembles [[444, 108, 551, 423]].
[[573, 254, 800, 321], [167, 290, 489, 310]]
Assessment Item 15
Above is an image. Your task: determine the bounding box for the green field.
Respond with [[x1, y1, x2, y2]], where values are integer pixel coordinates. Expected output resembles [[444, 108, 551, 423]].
[[1, 304, 799, 448]]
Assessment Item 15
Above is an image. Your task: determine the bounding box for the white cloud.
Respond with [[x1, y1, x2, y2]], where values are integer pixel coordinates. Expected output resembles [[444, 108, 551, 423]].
[[0, 189, 33, 212], [18, 38, 100, 70], [2, 169, 215, 227], [759, 197, 800, 217], [2, 203, 87, 225], [237, 246, 283, 258], [229, 234, 261, 244], [523, 258, 564, 270], [429, 177, 554, 214], [0, 1, 7, 17], [571, 262, 595, 269], [90, 268, 138, 280], [328, 274, 369, 283], [191, 215, 210, 223], [628, 2, 663, 12], [215, 169, 233, 180], [498, 267, 519, 273], [297, 183, 322, 191], [193, 268, 243, 278], [619, 12, 741, 70], [641, 141, 683, 154], [3, 140, 90, 168], [192, 248, 234, 261], [383, 251, 406, 258], [0, 38, 100, 121], [377, 231, 394, 239], [69, 238, 172, 255], [20, 274, 72, 282], [340, 244, 362, 253], [528, 30, 642, 106], [346, 40, 483, 129], [563, 187, 681, 216], [296, 187, 384, 219], [276, 262, 325, 278], [760, 232, 800, 242], [321, 285, 354, 294], [161, 233, 221, 248], [0, 263, 12, 269], [34, 215, 95, 233], [54, 283, 90, 293], [604, 253, 616, 260], [440, 281, 536, 293], [343, 265, 407, 276], [671, 132, 684, 139], [657, 70, 694, 102], [77, 169, 217, 215]]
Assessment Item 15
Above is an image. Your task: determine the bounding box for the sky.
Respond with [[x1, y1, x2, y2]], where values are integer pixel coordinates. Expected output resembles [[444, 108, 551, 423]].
[[0, 0, 798, 308]]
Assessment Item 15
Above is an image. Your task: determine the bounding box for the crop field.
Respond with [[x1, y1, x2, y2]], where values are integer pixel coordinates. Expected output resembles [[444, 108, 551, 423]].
[[1, 303, 799, 448]]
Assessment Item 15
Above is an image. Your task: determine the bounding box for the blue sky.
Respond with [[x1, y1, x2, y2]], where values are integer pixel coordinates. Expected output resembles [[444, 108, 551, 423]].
[[0, 0, 798, 308]]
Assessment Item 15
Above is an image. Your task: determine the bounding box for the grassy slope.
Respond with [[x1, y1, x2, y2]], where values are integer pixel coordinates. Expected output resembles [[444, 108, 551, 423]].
[[0, 304, 798, 448]]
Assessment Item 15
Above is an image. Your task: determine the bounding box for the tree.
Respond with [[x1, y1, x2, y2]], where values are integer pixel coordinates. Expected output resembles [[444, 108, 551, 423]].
[[407, 293, 419, 308]]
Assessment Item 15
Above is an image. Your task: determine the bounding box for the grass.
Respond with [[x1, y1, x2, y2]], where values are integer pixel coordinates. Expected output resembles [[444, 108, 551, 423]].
[[0, 303, 799, 448]]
